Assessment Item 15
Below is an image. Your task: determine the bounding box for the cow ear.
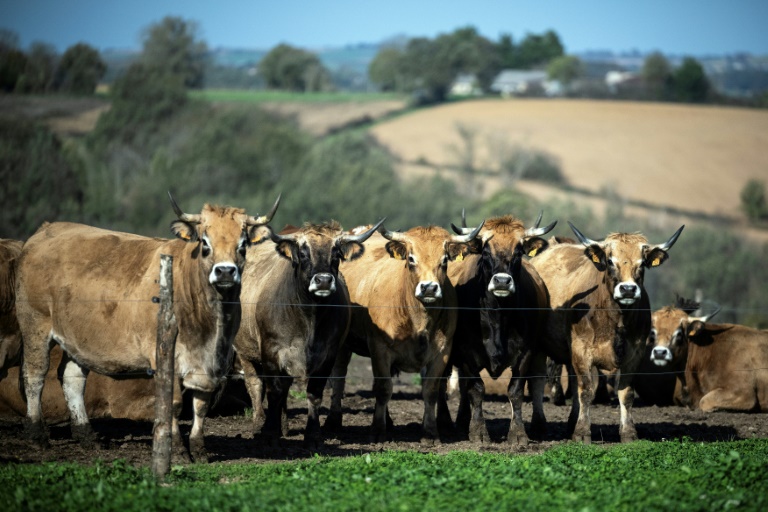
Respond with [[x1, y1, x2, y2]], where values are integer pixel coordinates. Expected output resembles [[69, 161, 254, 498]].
[[248, 225, 272, 245], [686, 320, 706, 340], [523, 237, 548, 258], [445, 241, 476, 262], [644, 247, 670, 268], [340, 242, 365, 261], [274, 240, 297, 263], [170, 220, 198, 243], [584, 244, 606, 270], [385, 241, 408, 261]]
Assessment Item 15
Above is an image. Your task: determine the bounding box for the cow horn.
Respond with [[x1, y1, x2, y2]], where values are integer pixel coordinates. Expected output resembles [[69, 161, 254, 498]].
[[341, 218, 386, 244], [657, 225, 685, 252], [568, 221, 597, 246], [525, 219, 558, 238], [461, 208, 468, 228], [168, 191, 201, 224], [690, 304, 721, 323], [451, 220, 485, 243], [533, 210, 543, 228], [379, 224, 408, 243], [451, 208, 477, 235], [246, 193, 282, 226]]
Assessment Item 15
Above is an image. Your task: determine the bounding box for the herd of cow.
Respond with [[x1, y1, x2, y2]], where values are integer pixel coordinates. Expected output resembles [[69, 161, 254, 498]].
[[0, 194, 766, 463]]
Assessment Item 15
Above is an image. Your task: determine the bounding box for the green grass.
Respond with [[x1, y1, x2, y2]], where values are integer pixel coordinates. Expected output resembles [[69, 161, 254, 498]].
[[192, 89, 406, 104], [3, 439, 767, 511]]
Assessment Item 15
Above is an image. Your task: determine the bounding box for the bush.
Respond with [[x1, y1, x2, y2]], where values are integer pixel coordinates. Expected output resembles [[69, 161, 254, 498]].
[[740, 179, 768, 221]]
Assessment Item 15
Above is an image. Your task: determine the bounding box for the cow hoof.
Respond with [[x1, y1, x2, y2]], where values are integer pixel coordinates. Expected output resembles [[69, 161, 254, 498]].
[[468, 426, 489, 444], [420, 433, 440, 446], [172, 447, 192, 465], [620, 431, 638, 443], [71, 425, 101, 449], [323, 412, 343, 433], [507, 433, 530, 446], [303, 435, 323, 452], [23, 419, 50, 449], [551, 391, 566, 406], [572, 434, 592, 444], [370, 430, 389, 443]]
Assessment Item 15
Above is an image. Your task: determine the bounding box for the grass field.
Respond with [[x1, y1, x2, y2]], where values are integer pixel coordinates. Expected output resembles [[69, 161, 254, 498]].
[[3, 439, 766, 511]]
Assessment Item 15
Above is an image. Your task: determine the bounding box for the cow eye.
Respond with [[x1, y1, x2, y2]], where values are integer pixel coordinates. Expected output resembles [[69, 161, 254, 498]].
[[441, 255, 448, 267], [408, 254, 416, 267], [201, 238, 211, 258]]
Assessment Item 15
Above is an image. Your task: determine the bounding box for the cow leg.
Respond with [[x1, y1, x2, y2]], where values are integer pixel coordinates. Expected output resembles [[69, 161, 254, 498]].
[[547, 359, 566, 406], [171, 379, 190, 464], [263, 375, 291, 441], [58, 355, 98, 447], [22, 331, 53, 448], [699, 388, 757, 412], [454, 367, 472, 438], [421, 356, 449, 445], [569, 356, 594, 444], [369, 348, 393, 443], [305, 361, 334, 449], [435, 365, 455, 437], [239, 357, 265, 433], [188, 390, 212, 463], [324, 345, 352, 433], [616, 371, 638, 442], [527, 351, 549, 441], [507, 369, 529, 446], [466, 374, 489, 443]]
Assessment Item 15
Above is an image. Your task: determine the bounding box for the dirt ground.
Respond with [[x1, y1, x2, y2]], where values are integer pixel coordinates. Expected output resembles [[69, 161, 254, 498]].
[[0, 355, 765, 466]]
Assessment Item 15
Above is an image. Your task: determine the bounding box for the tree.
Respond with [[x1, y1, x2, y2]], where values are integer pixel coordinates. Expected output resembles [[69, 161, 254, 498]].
[[140, 16, 208, 89], [17, 41, 58, 93], [673, 57, 711, 103], [56, 43, 106, 94], [642, 51, 673, 100], [497, 34, 519, 69], [516, 30, 564, 68], [547, 55, 583, 85], [258, 43, 331, 92], [740, 179, 768, 221], [0, 30, 26, 92], [368, 46, 406, 92]]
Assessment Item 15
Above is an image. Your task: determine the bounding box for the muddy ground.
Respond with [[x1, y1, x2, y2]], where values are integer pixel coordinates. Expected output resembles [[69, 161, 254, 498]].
[[1, 355, 765, 467]]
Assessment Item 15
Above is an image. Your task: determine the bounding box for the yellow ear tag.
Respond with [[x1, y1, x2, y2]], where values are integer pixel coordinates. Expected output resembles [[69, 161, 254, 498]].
[[456, 253, 464, 261], [651, 257, 661, 267], [592, 254, 600, 264], [528, 249, 538, 257], [181, 233, 191, 241], [394, 252, 402, 260], [688, 330, 695, 336]]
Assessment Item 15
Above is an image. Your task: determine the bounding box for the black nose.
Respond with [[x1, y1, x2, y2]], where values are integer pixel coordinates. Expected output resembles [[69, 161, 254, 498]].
[[653, 347, 667, 357], [421, 282, 439, 296], [493, 275, 512, 287], [215, 265, 237, 280], [620, 283, 637, 296], [314, 273, 333, 289]]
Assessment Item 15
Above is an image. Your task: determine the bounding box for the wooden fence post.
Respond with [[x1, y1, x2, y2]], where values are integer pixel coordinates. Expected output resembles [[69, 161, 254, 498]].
[[152, 254, 178, 480]]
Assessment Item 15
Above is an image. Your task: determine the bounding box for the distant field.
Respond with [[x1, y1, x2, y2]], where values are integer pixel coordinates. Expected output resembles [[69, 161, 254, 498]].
[[369, 98, 768, 221], [193, 89, 405, 104]]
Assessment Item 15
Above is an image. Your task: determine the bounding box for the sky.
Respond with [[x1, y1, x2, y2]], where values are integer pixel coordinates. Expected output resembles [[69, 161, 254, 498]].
[[4, 0, 768, 56]]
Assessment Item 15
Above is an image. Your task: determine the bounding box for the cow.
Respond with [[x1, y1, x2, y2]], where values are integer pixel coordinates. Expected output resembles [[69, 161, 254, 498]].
[[14, 193, 279, 462], [643, 299, 767, 412], [439, 212, 557, 444], [235, 219, 383, 447], [0, 239, 23, 379], [633, 296, 701, 406], [530, 222, 684, 443], [325, 222, 484, 443]]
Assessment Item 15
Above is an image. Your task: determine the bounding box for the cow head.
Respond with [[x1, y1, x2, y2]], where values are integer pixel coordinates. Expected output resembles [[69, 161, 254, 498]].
[[380, 222, 484, 304], [648, 298, 720, 367], [568, 222, 684, 307], [267, 218, 385, 298], [168, 192, 280, 293], [452, 210, 556, 298]]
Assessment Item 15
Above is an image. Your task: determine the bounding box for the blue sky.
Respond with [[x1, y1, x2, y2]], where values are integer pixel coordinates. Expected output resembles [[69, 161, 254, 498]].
[[4, 0, 768, 55]]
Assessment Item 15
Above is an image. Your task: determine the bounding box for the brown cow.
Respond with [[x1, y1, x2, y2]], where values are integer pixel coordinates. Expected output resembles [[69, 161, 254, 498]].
[[235, 219, 382, 447], [644, 299, 767, 412], [14, 193, 278, 462], [530, 222, 684, 443], [326, 222, 483, 443], [0, 239, 23, 379], [441, 212, 557, 444]]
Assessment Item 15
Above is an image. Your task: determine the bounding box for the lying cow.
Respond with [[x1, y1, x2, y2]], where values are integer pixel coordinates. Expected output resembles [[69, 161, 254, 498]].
[[0, 239, 23, 379], [14, 193, 278, 462], [643, 298, 767, 412], [326, 222, 483, 443], [441, 212, 557, 444], [530, 222, 684, 443], [235, 219, 382, 447]]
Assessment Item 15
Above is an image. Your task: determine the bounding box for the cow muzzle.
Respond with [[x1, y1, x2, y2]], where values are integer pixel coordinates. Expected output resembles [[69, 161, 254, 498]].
[[650, 346, 673, 367], [613, 281, 640, 305], [309, 273, 336, 297], [488, 272, 515, 297], [416, 280, 442, 303], [209, 263, 241, 289]]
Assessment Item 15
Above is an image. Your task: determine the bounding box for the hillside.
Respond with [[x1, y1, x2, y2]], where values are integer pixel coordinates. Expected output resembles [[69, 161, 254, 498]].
[[368, 98, 768, 237]]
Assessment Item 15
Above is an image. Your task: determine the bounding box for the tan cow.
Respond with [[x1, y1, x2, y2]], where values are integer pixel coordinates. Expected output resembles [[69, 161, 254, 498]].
[[0, 239, 23, 378], [645, 300, 768, 412], [530, 222, 684, 443], [326, 223, 483, 443], [14, 193, 278, 462], [235, 219, 381, 448]]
